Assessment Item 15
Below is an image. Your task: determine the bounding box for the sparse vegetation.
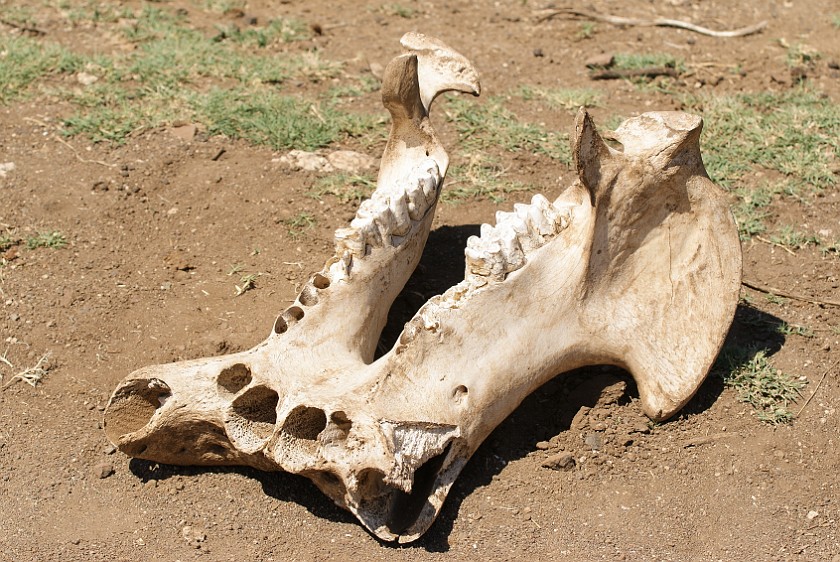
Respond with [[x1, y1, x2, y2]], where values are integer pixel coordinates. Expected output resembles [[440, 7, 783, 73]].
[[443, 155, 533, 203], [718, 348, 806, 424], [284, 212, 317, 239], [309, 172, 376, 203], [613, 52, 685, 73], [380, 3, 419, 18], [26, 231, 67, 249], [445, 95, 571, 163], [517, 85, 602, 110]]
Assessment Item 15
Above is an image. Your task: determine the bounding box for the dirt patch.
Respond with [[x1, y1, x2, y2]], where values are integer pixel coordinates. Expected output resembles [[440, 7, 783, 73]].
[[1, 1, 839, 560]]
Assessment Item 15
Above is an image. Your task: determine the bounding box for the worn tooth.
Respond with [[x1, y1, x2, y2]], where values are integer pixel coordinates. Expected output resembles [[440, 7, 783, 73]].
[[334, 227, 365, 255], [479, 223, 497, 239], [350, 217, 383, 249], [387, 193, 411, 236], [496, 222, 525, 271], [406, 177, 428, 220]]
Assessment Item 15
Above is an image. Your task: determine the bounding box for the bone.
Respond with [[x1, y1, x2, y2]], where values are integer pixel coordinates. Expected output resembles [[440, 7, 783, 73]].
[[104, 36, 742, 546]]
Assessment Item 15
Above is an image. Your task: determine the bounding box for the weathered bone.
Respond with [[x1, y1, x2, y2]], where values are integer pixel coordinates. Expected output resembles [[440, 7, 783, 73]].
[[103, 34, 741, 543]]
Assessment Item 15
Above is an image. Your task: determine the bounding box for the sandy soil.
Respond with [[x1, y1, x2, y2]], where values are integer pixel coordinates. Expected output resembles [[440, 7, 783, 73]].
[[1, 1, 839, 560]]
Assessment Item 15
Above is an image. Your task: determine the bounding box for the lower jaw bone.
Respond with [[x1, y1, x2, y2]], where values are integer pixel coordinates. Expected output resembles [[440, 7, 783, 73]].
[[103, 36, 741, 544]]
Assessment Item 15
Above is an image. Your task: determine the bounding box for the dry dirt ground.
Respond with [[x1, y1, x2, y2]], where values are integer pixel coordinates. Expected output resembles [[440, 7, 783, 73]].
[[1, 1, 840, 560]]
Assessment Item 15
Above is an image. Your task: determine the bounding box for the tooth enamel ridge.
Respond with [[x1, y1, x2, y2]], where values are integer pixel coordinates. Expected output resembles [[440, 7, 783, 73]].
[[465, 193, 572, 283], [334, 159, 441, 262]]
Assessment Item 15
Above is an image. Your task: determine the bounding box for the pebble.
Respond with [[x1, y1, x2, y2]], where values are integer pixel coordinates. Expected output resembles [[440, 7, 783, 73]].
[[104, 444, 117, 455], [535, 441, 551, 450], [806, 510, 819, 520], [94, 462, 115, 479], [584, 432, 604, 451], [541, 452, 576, 471]]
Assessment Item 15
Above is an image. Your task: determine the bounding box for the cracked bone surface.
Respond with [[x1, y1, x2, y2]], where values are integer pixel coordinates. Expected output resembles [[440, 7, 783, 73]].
[[104, 34, 741, 543]]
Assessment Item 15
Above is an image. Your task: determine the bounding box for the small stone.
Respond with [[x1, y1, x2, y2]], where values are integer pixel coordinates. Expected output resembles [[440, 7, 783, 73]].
[[104, 444, 117, 455], [326, 150, 376, 173], [571, 406, 590, 430], [806, 510, 819, 520], [277, 150, 331, 172], [0, 162, 15, 178], [170, 124, 197, 141], [584, 432, 604, 451], [533, 48, 544, 57], [94, 462, 115, 479], [76, 72, 99, 86], [535, 441, 551, 450], [541, 452, 576, 471], [70, 538, 81, 545], [631, 423, 650, 434]]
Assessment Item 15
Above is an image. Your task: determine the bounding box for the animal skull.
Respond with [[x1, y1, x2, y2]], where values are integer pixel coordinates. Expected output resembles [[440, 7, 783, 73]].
[[103, 33, 742, 543]]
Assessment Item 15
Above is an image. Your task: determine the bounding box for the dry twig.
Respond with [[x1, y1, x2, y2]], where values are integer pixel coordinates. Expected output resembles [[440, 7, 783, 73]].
[[742, 279, 840, 308], [535, 8, 767, 38], [795, 358, 839, 417], [755, 236, 796, 255], [0, 18, 47, 36], [1, 352, 52, 390]]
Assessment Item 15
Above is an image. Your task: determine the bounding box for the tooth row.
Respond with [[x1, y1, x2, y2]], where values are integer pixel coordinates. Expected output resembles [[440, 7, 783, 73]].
[[333, 159, 441, 261], [465, 194, 572, 283]]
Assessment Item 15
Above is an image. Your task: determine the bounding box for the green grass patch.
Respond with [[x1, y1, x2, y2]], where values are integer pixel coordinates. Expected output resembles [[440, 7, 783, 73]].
[[445, 95, 571, 163], [195, 89, 379, 150], [379, 4, 420, 18], [309, 172, 376, 203], [26, 231, 67, 250], [719, 348, 806, 424], [2, 5, 371, 149], [613, 52, 685, 73], [517, 85, 602, 111], [686, 88, 840, 192], [443, 155, 533, 203], [833, 14, 840, 28], [284, 212, 317, 239], [0, 35, 85, 103]]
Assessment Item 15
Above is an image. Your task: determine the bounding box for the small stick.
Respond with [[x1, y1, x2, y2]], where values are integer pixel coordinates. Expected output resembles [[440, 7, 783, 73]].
[[0, 18, 47, 36], [536, 8, 768, 38], [681, 432, 733, 448], [742, 279, 840, 307], [53, 136, 117, 168], [590, 67, 679, 80], [1, 352, 51, 390], [211, 148, 226, 161], [795, 358, 839, 417], [755, 235, 796, 255]]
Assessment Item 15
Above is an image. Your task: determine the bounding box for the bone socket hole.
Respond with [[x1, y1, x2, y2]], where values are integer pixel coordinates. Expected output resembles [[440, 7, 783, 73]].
[[452, 385, 468, 403], [298, 285, 319, 306], [226, 385, 279, 448], [281, 405, 327, 441], [217, 363, 252, 395], [275, 306, 304, 334], [104, 378, 171, 443], [312, 273, 330, 289]]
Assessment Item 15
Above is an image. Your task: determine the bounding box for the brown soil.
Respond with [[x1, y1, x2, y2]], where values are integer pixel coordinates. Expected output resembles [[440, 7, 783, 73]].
[[1, 1, 839, 561]]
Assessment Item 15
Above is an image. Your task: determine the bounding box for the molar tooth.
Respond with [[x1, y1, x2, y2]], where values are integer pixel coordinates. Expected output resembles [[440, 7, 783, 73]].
[[406, 178, 427, 220], [496, 223, 525, 271], [334, 227, 365, 255], [350, 216, 383, 249], [388, 193, 411, 236], [479, 223, 498, 240]]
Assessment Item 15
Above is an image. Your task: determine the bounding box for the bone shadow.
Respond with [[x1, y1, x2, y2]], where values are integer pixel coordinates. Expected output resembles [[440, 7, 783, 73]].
[[406, 303, 788, 552], [128, 459, 358, 526]]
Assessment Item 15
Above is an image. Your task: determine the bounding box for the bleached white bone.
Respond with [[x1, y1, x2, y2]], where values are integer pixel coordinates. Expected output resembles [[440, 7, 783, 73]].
[[103, 34, 741, 544]]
